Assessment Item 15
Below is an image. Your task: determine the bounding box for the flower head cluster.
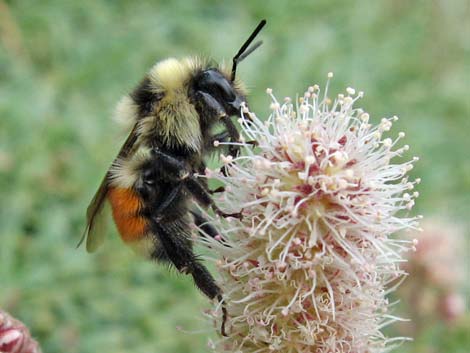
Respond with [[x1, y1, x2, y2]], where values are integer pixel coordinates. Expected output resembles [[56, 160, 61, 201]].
[[404, 220, 464, 288], [201, 76, 421, 353], [399, 220, 466, 324], [0, 310, 42, 353]]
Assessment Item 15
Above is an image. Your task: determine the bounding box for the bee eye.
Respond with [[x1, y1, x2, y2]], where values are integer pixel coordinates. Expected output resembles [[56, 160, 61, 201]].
[[198, 70, 236, 102]]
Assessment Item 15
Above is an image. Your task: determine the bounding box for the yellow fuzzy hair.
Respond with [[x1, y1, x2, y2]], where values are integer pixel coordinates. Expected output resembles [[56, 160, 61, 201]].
[[148, 57, 205, 95], [128, 235, 160, 258], [109, 146, 152, 188], [113, 57, 248, 151], [113, 95, 138, 131], [144, 57, 207, 151]]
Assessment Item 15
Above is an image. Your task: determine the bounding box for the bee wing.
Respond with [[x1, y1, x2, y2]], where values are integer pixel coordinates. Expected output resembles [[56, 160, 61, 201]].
[[78, 124, 140, 252], [77, 176, 110, 252]]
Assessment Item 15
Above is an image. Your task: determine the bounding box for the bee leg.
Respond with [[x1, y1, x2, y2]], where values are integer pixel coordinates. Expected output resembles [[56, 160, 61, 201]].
[[152, 222, 228, 336], [190, 209, 230, 247], [219, 116, 242, 176], [220, 116, 241, 157], [197, 91, 227, 118], [151, 148, 191, 180], [153, 183, 184, 221], [190, 210, 219, 239], [197, 91, 240, 150], [223, 114, 259, 151], [208, 130, 230, 149], [195, 162, 225, 195], [209, 186, 225, 194], [246, 140, 258, 147], [197, 91, 242, 175], [221, 109, 258, 150], [197, 91, 238, 148], [185, 177, 243, 220], [219, 295, 228, 336]]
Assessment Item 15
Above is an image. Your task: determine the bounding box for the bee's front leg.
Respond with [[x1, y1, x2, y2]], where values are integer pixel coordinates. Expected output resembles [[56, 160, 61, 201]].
[[220, 115, 241, 159], [208, 130, 230, 148], [196, 91, 242, 173]]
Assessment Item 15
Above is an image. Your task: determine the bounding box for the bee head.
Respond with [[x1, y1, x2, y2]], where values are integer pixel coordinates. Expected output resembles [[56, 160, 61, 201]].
[[118, 21, 266, 152], [193, 68, 244, 116], [191, 20, 266, 121]]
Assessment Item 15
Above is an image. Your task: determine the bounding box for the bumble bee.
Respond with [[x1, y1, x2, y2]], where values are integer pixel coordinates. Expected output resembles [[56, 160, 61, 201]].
[[78, 20, 266, 335]]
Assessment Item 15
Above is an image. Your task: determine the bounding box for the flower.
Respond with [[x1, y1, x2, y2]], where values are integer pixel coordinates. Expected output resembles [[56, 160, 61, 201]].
[[404, 220, 464, 288], [398, 220, 466, 326], [439, 292, 465, 323], [0, 310, 42, 353], [200, 76, 421, 353]]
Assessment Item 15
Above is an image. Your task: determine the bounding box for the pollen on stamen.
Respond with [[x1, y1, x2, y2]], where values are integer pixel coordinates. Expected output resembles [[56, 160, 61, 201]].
[[305, 155, 316, 164], [360, 112, 370, 122], [346, 87, 356, 95], [220, 154, 233, 165], [383, 138, 393, 147]]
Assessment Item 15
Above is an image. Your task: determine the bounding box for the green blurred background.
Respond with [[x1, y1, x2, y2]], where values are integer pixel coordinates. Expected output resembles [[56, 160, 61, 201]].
[[1, 0, 468, 352]]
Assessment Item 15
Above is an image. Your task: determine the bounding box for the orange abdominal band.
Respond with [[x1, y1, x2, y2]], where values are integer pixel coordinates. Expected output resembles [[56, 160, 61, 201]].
[[107, 187, 147, 242]]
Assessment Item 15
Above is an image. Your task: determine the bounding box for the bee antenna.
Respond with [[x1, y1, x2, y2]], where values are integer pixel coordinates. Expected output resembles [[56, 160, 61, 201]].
[[231, 19, 267, 81]]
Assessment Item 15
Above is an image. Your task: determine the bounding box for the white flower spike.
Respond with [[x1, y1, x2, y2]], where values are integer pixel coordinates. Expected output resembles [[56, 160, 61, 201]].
[[201, 77, 420, 353]]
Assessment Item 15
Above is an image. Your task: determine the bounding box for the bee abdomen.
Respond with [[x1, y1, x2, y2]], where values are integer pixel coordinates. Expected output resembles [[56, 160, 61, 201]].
[[107, 187, 148, 242]]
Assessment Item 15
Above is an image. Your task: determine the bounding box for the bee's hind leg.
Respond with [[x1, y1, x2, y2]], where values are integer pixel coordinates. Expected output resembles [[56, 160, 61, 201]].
[[151, 221, 228, 336]]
